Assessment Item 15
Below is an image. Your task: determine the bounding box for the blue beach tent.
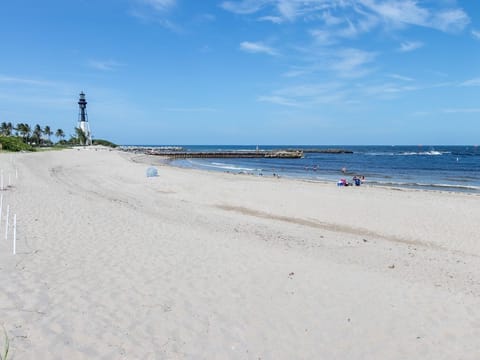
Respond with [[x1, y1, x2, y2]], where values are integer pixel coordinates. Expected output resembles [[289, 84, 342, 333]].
[[146, 167, 158, 177]]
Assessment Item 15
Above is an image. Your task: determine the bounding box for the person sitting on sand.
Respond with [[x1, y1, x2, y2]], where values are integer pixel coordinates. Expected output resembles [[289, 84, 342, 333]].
[[352, 176, 361, 186]]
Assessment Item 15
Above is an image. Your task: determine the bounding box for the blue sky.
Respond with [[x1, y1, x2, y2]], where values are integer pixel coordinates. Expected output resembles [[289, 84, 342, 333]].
[[0, 0, 479, 145]]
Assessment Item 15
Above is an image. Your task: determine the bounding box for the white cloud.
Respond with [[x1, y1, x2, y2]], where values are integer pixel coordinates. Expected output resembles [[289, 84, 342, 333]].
[[88, 60, 124, 71], [282, 68, 309, 78], [129, 11, 181, 32], [130, 0, 181, 32], [221, 0, 267, 14], [0, 75, 55, 86], [472, 30, 480, 40], [240, 41, 278, 56], [443, 108, 480, 113], [163, 107, 218, 112], [277, 0, 298, 21], [258, 15, 284, 24], [221, 0, 470, 32], [359, 0, 429, 27], [398, 41, 424, 52], [142, 0, 176, 11], [330, 48, 377, 77], [431, 9, 470, 32], [259, 82, 348, 107], [460, 78, 480, 87], [258, 95, 301, 107], [310, 29, 335, 45], [411, 111, 430, 117], [321, 11, 343, 26], [388, 74, 414, 82], [363, 83, 419, 96]]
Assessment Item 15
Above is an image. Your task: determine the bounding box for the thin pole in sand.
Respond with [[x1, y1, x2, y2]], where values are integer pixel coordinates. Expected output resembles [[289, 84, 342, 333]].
[[1, 172, 3, 191], [5, 204, 9, 240], [13, 214, 16, 255], [0, 194, 3, 228], [8, 174, 11, 187], [16, 168, 18, 179]]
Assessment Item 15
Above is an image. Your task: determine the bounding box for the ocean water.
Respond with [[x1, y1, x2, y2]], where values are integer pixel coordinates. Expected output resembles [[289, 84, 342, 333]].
[[149, 145, 480, 193]]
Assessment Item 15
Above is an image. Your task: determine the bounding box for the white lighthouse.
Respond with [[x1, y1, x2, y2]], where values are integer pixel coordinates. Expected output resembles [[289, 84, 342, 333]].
[[77, 91, 92, 145]]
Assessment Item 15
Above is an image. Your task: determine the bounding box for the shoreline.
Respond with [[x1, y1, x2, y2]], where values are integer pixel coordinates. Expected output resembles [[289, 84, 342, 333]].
[[130, 151, 480, 195]]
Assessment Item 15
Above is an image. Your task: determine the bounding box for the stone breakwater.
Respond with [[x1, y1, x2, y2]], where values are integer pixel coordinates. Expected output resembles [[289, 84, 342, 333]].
[[146, 150, 304, 159]]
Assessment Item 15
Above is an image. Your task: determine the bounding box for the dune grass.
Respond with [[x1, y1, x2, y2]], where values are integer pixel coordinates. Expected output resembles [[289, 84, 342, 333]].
[[0, 326, 9, 360]]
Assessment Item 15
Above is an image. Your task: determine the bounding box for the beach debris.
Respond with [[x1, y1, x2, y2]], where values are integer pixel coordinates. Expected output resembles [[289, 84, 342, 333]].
[[288, 272, 295, 278], [388, 264, 395, 269], [363, 238, 368, 243], [146, 167, 158, 177]]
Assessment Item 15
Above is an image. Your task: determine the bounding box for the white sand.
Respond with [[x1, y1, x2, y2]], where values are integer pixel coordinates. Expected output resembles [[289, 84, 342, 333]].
[[1, 147, 480, 359]]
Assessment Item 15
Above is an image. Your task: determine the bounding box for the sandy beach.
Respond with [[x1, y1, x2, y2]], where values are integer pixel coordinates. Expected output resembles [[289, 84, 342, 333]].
[[1, 147, 480, 359]]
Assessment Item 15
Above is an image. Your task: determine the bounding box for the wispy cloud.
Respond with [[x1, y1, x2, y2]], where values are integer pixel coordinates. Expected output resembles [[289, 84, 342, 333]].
[[431, 9, 470, 33], [163, 107, 218, 112], [398, 41, 423, 52], [0, 75, 55, 86], [472, 29, 480, 40], [310, 29, 336, 45], [330, 48, 377, 78], [240, 41, 278, 56], [388, 73, 414, 82], [0, 74, 78, 111], [460, 78, 480, 87], [443, 108, 480, 113], [221, 0, 470, 33], [411, 111, 430, 117], [362, 83, 419, 96], [257, 95, 301, 107], [221, 0, 266, 15], [259, 82, 348, 107], [359, 0, 469, 32], [88, 60, 125, 71], [130, 0, 181, 32], [282, 68, 311, 78], [258, 15, 284, 24], [142, 0, 176, 12]]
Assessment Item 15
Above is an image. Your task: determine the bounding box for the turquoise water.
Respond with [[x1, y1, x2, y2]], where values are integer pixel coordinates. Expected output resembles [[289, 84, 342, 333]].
[[136, 145, 480, 193]]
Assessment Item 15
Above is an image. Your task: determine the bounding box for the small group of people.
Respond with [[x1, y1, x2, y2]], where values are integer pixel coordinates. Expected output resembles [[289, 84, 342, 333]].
[[337, 175, 365, 187]]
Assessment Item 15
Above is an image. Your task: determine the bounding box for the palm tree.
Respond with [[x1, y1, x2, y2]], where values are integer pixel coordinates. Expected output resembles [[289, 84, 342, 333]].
[[0, 122, 7, 136], [55, 128, 65, 142], [75, 127, 87, 146], [15, 123, 23, 137], [43, 125, 53, 142], [16, 123, 31, 143], [32, 124, 42, 146], [6, 122, 13, 136]]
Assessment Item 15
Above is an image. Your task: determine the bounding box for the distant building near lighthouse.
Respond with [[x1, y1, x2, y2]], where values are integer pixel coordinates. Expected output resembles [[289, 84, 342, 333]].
[[77, 91, 92, 145]]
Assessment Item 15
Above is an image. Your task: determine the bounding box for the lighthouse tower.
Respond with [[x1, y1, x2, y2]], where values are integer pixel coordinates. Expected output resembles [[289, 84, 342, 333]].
[[77, 91, 92, 145]]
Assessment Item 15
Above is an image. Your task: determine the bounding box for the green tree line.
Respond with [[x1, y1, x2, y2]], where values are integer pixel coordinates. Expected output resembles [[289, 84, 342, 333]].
[[0, 121, 116, 151], [1, 122, 69, 146]]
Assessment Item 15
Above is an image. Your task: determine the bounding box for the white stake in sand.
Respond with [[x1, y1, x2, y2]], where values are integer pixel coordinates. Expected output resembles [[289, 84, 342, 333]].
[[13, 214, 16, 255], [8, 174, 11, 187], [1, 173, 3, 191], [0, 194, 3, 226], [16, 168, 18, 179], [5, 204, 9, 240]]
